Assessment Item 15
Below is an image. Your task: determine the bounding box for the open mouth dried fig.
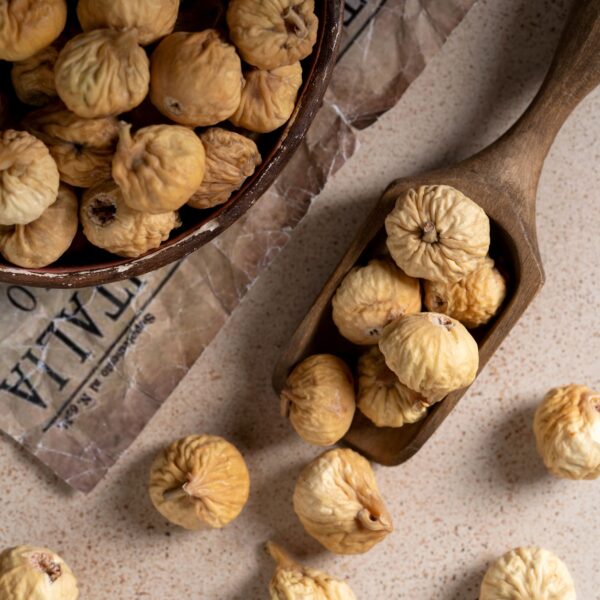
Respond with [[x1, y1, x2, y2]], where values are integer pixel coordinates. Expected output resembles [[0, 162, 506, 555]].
[[11, 45, 59, 107]]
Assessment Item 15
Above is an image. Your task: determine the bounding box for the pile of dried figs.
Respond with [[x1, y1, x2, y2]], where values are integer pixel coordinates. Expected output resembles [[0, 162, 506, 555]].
[[0, 0, 318, 268]]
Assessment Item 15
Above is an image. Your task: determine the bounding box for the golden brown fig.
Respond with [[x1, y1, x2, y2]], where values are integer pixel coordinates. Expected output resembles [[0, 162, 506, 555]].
[[148, 434, 250, 530], [150, 30, 243, 127], [188, 128, 261, 210], [80, 180, 180, 257], [0, 130, 59, 225], [55, 29, 150, 119], [227, 0, 318, 70], [0, 0, 67, 61], [11, 45, 59, 107], [77, 0, 180, 45], [23, 106, 120, 188]]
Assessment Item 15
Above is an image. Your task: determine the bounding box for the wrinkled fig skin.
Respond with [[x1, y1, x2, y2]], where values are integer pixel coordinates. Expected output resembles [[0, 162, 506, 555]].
[[0, 184, 77, 268], [230, 63, 303, 133], [227, 0, 318, 70], [386, 185, 490, 283], [534, 384, 600, 480], [150, 30, 243, 127], [293, 448, 393, 555], [0, 130, 60, 226], [267, 542, 357, 600], [0, 0, 67, 61], [23, 106, 120, 188], [77, 0, 180, 46], [188, 128, 261, 210], [148, 434, 250, 530], [113, 123, 206, 213], [11, 45, 59, 107], [281, 354, 356, 446], [0, 545, 79, 600], [80, 180, 180, 258], [55, 29, 150, 119], [479, 547, 576, 600]]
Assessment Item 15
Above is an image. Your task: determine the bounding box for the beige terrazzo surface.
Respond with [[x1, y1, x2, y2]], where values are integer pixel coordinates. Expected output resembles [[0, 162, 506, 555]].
[[1, 0, 599, 597]]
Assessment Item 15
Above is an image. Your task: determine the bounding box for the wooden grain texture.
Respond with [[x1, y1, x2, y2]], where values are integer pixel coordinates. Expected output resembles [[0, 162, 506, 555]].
[[274, 0, 600, 465]]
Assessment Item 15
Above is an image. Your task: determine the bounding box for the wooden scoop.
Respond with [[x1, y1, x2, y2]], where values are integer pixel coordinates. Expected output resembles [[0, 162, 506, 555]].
[[273, 0, 600, 465]]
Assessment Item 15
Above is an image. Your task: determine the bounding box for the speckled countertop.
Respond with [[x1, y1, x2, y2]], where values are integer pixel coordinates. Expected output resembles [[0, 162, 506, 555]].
[[1, 0, 599, 597]]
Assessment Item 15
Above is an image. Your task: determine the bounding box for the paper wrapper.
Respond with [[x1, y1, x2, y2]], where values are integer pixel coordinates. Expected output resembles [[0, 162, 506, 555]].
[[0, 0, 476, 492]]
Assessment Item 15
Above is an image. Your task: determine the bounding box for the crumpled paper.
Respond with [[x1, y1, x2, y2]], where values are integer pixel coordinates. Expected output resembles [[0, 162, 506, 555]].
[[0, 0, 477, 492]]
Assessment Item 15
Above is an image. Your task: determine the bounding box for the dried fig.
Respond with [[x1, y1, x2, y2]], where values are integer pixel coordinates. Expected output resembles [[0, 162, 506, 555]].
[[293, 448, 393, 554], [23, 106, 119, 188], [0, 130, 59, 225], [149, 434, 250, 530], [77, 0, 180, 45], [150, 30, 243, 127], [80, 180, 180, 257], [230, 63, 303, 133], [0, 0, 67, 61], [188, 128, 261, 210], [227, 0, 318, 70], [55, 29, 150, 119], [11, 45, 59, 107]]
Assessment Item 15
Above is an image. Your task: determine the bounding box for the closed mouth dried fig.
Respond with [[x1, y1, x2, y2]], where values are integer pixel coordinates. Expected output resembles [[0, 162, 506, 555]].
[[150, 30, 243, 127], [188, 127, 261, 210], [267, 541, 356, 600], [357, 346, 428, 428], [379, 312, 479, 404], [480, 547, 576, 600], [386, 185, 490, 283], [0, 129, 59, 225], [0, 184, 77, 268], [0, 0, 67, 61], [11, 45, 59, 107], [230, 63, 303, 133], [293, 448, 393, 554], [55, 29, 150, 119], [77, 0, 180, 46], [112, 123, 205, 213], [80, 179, 180, 258], [149, 434, 250, 530], [424, 256, 507, 329], [332, 257, 421, 345], [281, 354, 356, 447], [0, 545, 79, 600], [533, 384, 600, 480], [23, 106, 120, 188], [227, 0, 318, 70]]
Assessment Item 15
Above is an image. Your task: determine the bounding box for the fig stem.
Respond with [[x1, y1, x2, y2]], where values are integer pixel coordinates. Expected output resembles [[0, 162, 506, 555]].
[[283, 8, 308, 39], [422, 221, 438, 243], [162, 485, 188, 502], [266, 542, 297, 570]]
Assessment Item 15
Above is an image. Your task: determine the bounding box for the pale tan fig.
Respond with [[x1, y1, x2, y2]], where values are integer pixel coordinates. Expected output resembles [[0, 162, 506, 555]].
[[112, 123, 205, 214], [77, 0, 180, 45], [267, 542, 356, 600], [80, 180, 180, 257], [55, 29, 150, 118], [230, 63, 303, 133], [227, 0, 318, 70], [0, 185, 77, 268], [0, 130, 59, 225], [480, 547, 576, 600], [379, 312, 479, 405], [0, 0, 66, 61], [150, 30, 243, 127], [188, 128, 261, 210], [11, 45, 59, 107], [332, 257, 421, 345], [293, 448, 393, 554], [0, 545, 79, 600], [23, 106, 120, 188], [281, 354, 355, 447], [149, 434, 250, 530], [357, 346, 428, 428], [386, 185, 490, 283], [424, 256, 507, 328], [533, 384, 600, 480]]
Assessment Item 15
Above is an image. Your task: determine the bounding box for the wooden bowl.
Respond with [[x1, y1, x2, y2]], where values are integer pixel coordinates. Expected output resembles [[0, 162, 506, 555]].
[[0, 0, 344, 288]]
